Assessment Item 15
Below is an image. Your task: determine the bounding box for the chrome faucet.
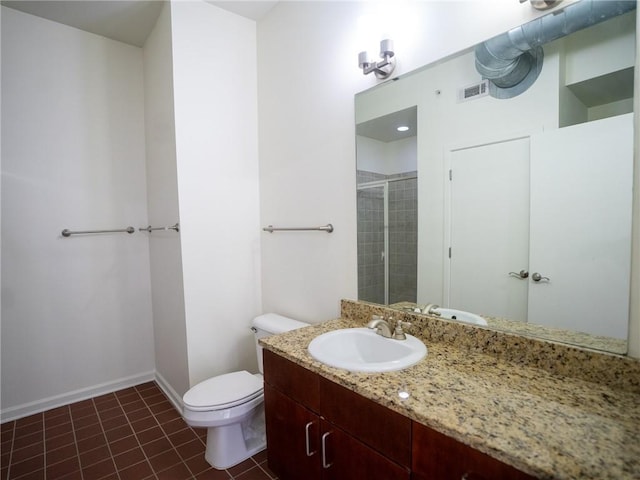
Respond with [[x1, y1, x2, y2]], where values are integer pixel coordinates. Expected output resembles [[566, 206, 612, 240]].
[[422, 303, 441, 316], [368, 316, 411, 340], [367, 316, 393, 338], [392, 320, 411, 340]]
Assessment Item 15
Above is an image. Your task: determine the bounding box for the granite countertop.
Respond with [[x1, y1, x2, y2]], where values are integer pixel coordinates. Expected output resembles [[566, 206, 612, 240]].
[[390, 301, 627, 354], [260, 317, 640, 480]]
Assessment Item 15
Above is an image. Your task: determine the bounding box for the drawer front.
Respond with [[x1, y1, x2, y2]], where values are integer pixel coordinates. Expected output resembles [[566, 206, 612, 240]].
[[320, 376, 412, 468], [322, 419, 410, 480], [412, 422, 536, 480], [263, 349, 320, 412]]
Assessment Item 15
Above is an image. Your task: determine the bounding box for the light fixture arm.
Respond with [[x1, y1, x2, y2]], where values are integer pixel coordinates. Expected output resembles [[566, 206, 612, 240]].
[[520, 0, 562, 10], [359, 39, 396, 79]]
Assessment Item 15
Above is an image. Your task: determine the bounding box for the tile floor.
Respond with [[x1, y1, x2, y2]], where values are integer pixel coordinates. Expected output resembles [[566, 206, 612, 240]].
[[1, 382, 277, 480]]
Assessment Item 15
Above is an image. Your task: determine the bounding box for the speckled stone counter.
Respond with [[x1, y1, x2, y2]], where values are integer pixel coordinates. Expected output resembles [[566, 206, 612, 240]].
[[260, 301, 640, 480], [390, 301, 627, 354]]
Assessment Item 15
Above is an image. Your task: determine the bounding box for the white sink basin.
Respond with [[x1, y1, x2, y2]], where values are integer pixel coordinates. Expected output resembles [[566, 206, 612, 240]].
[[434, 308, 488, 326], [308, 328, 427, 372]]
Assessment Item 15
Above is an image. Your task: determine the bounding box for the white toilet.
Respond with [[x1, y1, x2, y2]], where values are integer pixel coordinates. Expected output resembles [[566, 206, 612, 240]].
[[182, 313, 308, 470]]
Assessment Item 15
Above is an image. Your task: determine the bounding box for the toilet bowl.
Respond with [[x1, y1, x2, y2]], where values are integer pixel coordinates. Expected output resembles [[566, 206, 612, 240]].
[[182, 313, 308, 470]]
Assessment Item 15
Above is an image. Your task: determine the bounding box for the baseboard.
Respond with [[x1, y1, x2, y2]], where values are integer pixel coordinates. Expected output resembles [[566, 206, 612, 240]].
[[154, 371, 184, 414], [1, 371, 155, 423]]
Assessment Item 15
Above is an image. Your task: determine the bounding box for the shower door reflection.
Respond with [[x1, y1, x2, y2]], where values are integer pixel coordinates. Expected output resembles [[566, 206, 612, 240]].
[[357, 173, 418, 305]]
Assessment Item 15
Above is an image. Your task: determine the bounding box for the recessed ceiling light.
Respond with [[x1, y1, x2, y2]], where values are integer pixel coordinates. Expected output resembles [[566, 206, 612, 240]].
[[397, 125, 410, 132]]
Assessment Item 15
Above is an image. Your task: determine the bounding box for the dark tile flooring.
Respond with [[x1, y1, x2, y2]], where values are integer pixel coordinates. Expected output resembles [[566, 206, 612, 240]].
[[1, 382, 277, 480]]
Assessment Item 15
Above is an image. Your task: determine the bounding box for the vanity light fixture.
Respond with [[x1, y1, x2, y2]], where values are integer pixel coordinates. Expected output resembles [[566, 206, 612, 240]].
[[358, 39, 396, 79], [519, 0, 562, 10]]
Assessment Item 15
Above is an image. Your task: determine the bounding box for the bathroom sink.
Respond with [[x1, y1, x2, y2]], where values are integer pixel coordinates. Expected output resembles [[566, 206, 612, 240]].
[[308, 328, 427, 373], [434, 308, 488, 326]]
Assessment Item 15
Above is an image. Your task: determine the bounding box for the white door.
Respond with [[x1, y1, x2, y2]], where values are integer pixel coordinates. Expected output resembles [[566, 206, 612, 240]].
[[448, 137, 530, 320], [528, 113, 633, 339]]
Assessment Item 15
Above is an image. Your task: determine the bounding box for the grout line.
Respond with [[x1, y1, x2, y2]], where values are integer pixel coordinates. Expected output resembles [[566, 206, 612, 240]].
[[68, 404, 86, 480], [123, 391, 159, 480], [256, 458, 277, 480], [41, 412, 47, 480], [3, 384, 273, 480], [5, 421, 15, 480], [147, 389, 201, 479], [92, 396, 122, 480], [115, 387, 158, 480]]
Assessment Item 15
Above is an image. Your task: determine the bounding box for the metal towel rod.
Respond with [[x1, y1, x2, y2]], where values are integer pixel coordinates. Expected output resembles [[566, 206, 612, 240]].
[[139, 223, 180, 233], [61, 226, 135, 237], [263, 224, 334, 233]]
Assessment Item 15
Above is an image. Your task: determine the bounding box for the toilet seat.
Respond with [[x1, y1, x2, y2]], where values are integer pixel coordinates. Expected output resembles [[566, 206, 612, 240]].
[[181, 313, 308, 470], [183, 371, 263, 412]]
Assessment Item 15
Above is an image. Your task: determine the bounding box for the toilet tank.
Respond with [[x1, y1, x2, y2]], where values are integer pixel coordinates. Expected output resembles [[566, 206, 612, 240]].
[[252, 313, 308, 373]]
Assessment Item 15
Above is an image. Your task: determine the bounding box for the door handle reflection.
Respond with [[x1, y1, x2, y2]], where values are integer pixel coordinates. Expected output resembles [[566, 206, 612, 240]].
[[531, 272, 550, 282], [508, 269, 529, 279]]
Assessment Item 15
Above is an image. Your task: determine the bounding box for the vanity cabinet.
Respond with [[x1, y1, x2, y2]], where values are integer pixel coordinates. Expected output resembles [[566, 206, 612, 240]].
[[411, 422, 536, 480], [264, 350, 536, 480], [263, 350, 411, 480]]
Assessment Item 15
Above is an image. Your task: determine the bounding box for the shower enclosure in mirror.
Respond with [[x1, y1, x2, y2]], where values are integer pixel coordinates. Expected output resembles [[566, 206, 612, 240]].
[[354, 4, 636, 355], [356, 107, 418, 305]]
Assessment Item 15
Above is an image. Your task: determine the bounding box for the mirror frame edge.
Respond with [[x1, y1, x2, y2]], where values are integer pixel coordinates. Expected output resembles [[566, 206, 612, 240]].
[[627, 7, 640, 359]]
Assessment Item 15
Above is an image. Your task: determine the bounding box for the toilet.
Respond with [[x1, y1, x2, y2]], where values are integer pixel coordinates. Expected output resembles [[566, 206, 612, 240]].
[[182, 313, 308, 470]]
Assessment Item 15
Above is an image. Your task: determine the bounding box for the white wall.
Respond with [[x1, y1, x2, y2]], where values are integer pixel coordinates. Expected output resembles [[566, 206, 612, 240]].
[[564, 11, 636, 85], [169, 2, 262, 386], [142, 3, 190, 401], [257, 1, 571, 323], [258, 2, 360, 323], [356, 136, 417, 176], [1, 7, 155, 419]]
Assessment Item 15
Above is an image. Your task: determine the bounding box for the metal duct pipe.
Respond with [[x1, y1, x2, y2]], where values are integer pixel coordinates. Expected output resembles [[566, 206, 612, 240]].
[[475, 0, 637, 97]]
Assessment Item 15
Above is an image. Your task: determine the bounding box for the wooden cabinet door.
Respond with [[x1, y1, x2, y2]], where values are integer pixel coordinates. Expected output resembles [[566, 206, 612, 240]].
[[320, 376, 411, 468], [321, 419, 410, 480], [263, 350, 320, 411], [264, 384, 321, 480], [412, 423, 536, 480]]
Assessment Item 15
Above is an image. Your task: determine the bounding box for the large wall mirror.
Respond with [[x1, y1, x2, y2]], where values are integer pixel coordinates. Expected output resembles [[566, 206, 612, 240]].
[[355, 1, 636, 355]]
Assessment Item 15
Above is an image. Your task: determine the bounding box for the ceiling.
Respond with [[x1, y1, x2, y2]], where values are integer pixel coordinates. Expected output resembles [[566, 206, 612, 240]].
[[356, 106, 418, 143], [1, 0, 278, 47], [209, 1, 277, 21]]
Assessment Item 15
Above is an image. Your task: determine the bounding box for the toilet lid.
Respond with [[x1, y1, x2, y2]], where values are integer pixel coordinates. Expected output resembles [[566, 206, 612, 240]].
[[183, 371, 263, 411]]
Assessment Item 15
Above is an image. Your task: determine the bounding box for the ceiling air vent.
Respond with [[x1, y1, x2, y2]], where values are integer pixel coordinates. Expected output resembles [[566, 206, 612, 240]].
[[457, 80, 489, 102]]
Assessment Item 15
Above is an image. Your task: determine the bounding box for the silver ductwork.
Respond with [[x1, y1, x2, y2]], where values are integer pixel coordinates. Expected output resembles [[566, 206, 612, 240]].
[[475, 0, 637, 98]]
